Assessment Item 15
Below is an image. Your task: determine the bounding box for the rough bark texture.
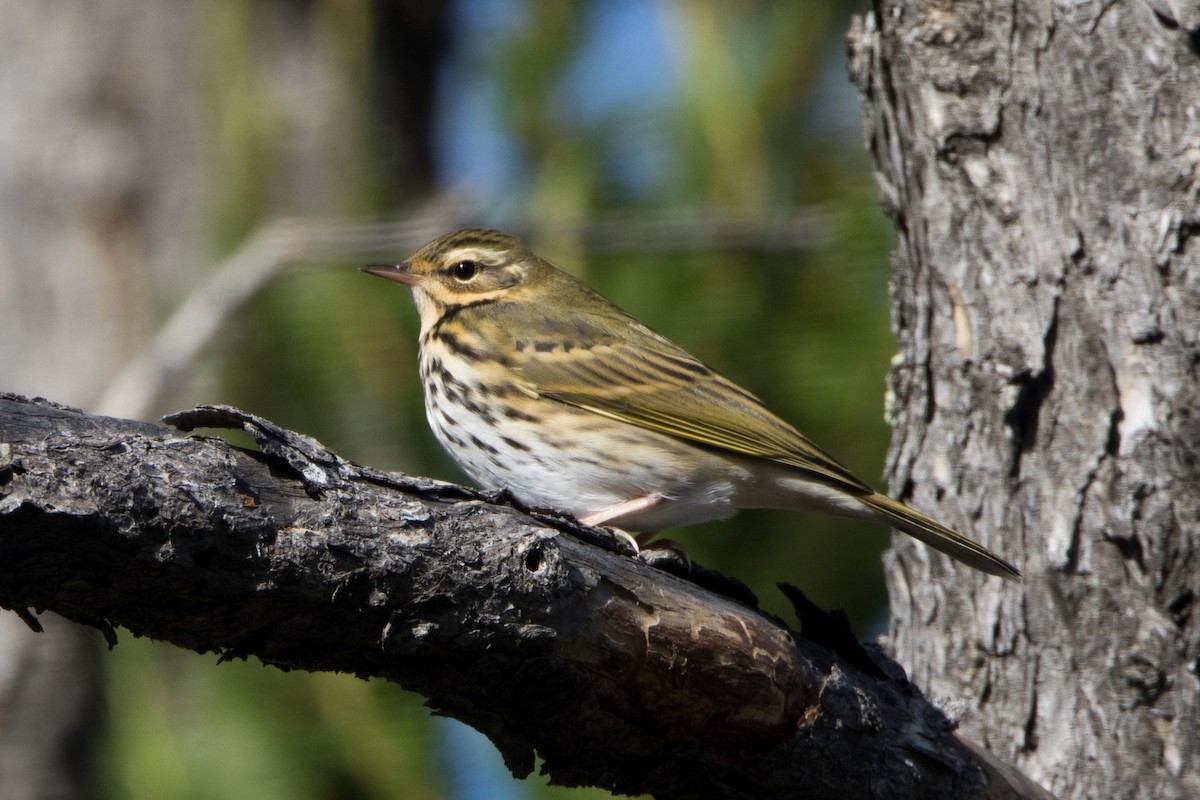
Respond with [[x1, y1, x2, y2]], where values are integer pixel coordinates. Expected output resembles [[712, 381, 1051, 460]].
[[849, 3, 1200, 798], [0, 395, 1054, 800]]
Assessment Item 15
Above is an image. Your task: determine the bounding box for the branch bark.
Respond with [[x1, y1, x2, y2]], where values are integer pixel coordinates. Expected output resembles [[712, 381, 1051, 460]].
[[0, 394, 1051, 800]]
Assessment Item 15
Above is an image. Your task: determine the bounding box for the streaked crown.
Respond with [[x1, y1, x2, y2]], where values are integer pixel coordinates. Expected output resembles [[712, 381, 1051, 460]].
[[404, 228, 541, 304]]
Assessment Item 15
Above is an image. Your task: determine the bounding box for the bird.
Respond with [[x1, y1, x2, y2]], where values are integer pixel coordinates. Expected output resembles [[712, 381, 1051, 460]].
[[361, 228, 1021, 580]]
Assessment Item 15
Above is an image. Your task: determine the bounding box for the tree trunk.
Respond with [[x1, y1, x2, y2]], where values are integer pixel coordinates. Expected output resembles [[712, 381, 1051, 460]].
[[849, 2, 1200, 798]]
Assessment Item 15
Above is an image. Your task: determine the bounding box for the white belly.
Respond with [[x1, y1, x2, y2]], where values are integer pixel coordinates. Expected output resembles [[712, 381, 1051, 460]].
[[420, 348, 747, 531]]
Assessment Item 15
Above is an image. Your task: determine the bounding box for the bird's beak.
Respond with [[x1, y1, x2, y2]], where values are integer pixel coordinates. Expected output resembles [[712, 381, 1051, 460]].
[[361, 261, 420, 287]]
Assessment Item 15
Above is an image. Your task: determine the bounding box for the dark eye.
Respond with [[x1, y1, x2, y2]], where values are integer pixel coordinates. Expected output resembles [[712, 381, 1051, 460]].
[[451, 260, 479, 282]]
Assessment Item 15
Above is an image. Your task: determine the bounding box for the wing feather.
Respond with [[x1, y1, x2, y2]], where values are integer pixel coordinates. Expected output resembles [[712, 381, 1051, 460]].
[[511, 309, 872, 494]]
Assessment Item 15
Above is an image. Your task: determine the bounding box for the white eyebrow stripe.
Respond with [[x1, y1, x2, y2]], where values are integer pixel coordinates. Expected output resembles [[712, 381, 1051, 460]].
[[444, 247, 506, 265]]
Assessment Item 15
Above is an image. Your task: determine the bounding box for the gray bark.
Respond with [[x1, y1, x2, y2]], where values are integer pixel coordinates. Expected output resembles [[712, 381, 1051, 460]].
[[0, 395, 1054, 800], [849, 2, 1200, 798]]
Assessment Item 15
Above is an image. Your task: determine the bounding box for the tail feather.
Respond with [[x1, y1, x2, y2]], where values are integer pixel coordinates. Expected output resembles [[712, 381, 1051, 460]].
[[860, 493, 1021, 581]]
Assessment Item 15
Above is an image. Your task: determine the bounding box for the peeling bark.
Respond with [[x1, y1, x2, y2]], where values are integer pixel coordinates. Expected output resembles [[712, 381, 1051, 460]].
[[0, 395, 1052, 800]]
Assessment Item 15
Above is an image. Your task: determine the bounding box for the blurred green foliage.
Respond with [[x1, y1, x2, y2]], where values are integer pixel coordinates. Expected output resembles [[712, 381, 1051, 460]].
[[101, 1, 892, 799]]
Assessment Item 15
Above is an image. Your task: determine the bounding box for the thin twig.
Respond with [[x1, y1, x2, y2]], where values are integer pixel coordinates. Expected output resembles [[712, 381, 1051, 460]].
[[94, 203, 839, 420]]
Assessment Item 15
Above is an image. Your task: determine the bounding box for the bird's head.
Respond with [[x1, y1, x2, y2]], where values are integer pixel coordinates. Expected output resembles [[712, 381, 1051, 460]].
[[362, 228, 556, 318]]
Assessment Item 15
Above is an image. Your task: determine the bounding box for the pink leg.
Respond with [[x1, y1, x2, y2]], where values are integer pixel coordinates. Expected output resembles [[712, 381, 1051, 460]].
[[577, 496, 690, 571], [579, 495, 667, 555], [579, 494, 664, 528]]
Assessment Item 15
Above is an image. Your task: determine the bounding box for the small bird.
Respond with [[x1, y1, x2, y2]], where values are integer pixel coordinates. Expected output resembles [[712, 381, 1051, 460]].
[[362, 229, 1020, 580]]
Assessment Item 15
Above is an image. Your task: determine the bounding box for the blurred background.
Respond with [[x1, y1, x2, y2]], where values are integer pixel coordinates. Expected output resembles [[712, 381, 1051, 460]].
[[0, 1, 892, 798]]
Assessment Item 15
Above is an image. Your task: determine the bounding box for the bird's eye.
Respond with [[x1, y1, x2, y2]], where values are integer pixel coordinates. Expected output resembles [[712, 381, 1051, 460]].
[[451, 260, 480, 282]]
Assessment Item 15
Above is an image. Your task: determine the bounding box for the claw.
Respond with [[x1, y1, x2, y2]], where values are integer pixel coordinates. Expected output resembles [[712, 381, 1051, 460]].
[[607, 527, 640, 554]]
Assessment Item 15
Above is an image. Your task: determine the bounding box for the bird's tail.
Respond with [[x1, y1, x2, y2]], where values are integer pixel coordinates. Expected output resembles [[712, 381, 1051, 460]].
[[860, 493, 1021, 580]]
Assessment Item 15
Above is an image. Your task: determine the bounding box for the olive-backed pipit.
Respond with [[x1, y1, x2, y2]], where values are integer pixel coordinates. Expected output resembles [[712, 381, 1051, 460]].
[[363, 229, 1020, 580]]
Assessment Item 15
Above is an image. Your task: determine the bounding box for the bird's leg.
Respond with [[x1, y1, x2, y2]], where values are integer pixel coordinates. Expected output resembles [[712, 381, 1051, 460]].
[[578, 498, 693, 572], [579, 495, 668, 555], [579, 494, 664, 528]]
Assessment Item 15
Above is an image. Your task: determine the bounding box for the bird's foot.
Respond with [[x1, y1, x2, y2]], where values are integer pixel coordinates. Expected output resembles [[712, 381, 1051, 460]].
[[604, 527, 641, 554], [635, 536, 693, 573]]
